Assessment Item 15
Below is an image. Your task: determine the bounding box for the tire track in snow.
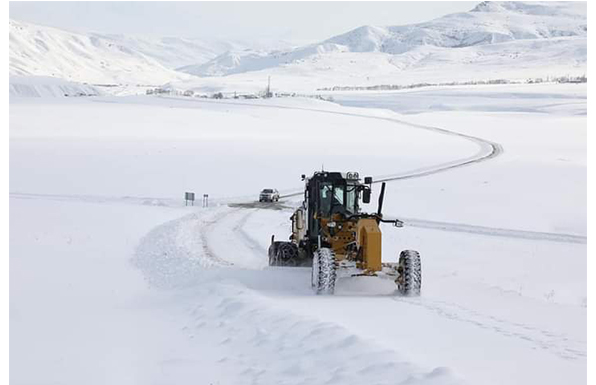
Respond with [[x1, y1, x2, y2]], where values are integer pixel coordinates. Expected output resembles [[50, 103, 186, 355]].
[[8, 191, 179, 206], [198, 209, 237, 267], [399, 217, 586, 244], [202, 207, 268, 268], [393, 296, 586, 361], [233, 209, 268, 256]]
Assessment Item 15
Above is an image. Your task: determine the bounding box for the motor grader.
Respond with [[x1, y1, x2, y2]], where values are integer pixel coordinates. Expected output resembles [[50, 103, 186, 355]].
[[268, 171, 421, 295]]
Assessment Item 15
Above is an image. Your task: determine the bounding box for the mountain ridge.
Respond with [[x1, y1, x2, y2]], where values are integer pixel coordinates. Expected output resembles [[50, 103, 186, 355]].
[[9, 19, 190, 85], [182, 1, 586, 77], [9, 1, 587, 95]]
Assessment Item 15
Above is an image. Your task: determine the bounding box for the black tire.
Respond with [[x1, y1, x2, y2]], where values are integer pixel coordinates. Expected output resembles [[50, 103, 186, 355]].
[[397, 250, 422, 296], [269, 242, 299, 266], [312, 248, 336, 295]]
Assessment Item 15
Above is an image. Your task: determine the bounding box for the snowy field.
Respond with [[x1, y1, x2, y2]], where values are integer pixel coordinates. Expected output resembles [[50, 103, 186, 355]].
[[10, 83, 586, 385]]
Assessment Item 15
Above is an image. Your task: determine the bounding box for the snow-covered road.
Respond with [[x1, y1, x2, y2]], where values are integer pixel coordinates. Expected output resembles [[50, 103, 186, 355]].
[[10, 84, 586, 385], [130, 197, 585, 385]]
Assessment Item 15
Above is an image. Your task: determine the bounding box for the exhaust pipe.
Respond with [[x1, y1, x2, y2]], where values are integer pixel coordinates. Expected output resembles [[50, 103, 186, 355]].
[[377, 182, 386, 216]]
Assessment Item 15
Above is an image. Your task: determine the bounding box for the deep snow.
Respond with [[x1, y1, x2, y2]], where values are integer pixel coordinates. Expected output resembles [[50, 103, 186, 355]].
[[10, 83, 586, 385]]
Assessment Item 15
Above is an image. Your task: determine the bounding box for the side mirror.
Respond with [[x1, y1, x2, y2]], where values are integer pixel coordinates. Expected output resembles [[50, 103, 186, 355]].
[[362, 187, 371, 204], [364, 176, 373, 185], [301, 174, 306, 181]]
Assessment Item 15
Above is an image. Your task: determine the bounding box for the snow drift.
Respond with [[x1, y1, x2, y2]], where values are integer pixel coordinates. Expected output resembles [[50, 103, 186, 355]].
[[9, 76, 100, 98]]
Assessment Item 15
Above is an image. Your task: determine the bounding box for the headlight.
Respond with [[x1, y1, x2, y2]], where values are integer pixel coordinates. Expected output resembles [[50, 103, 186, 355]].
[[346, 172, 359, 180]]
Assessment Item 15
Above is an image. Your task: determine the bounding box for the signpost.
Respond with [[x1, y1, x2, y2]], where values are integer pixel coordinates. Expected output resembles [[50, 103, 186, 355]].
[[202, 194, 209, 208], [185, 192, 195, 206]]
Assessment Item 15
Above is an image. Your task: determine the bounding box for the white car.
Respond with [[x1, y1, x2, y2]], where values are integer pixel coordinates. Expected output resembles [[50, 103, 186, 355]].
[[259, 188, 280, 202]]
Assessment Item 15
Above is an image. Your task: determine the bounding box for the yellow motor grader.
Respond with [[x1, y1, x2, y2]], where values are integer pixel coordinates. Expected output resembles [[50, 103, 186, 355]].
[[268, 171, 421, 295]]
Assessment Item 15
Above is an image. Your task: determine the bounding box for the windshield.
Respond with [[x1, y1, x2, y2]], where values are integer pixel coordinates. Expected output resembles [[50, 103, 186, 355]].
[[262, 189, 273, 193], [319, 182, 357, 215]]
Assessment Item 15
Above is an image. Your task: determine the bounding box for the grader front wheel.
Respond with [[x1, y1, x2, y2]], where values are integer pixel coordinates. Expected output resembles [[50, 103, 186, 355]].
[[396, 250, 422, 296], [312, 248, 337, 295]]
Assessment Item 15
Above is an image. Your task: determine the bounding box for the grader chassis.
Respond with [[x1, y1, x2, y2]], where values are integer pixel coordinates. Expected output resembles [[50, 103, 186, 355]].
[[268, 171, 422, 295]]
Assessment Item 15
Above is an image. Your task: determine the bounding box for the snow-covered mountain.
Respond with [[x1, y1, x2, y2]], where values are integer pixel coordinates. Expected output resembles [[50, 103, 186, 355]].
[[87, 34, 300, 70], [326, 1, 586, 53], [88, 34, 240, 70], [181, 43, 351, 77], [9, 19, 191, 85], [9, 1, 587, 96], [181, 1, 586, 78]]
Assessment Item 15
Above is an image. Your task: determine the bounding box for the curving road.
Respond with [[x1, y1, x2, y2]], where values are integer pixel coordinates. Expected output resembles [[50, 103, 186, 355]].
[[157, 96, 503, 196], [155, 97, 586, 245], [10, 97, 585, 245]]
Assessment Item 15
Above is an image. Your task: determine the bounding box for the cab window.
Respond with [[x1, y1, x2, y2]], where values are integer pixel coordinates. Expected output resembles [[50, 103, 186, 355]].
[[346, 185, 357, 214], [320, 183, 332, 214]]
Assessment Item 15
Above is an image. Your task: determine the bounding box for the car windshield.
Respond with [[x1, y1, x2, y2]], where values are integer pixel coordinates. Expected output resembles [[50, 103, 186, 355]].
[[262, 189, 273, 193]]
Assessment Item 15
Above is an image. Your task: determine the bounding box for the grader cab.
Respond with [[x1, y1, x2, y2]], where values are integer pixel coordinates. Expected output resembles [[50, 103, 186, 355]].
[[268, 171, 422, 295]]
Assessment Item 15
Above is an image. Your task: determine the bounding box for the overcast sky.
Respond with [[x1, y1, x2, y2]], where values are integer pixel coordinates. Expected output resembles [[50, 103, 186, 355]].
[[10, 1, 477, 43]]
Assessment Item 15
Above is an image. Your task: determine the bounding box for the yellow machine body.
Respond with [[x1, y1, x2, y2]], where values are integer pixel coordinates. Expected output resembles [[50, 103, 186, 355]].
[[356, 218, 382, 272], [314, 215, 383, 273]]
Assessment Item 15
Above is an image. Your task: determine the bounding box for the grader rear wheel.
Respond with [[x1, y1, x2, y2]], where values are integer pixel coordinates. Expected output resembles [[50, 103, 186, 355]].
[[269, 242, 299, 266], [396, 250, 422, 296]]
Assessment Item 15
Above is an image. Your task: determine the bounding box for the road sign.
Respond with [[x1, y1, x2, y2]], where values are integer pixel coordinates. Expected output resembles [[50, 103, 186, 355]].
[[185, 192, 195, 206]]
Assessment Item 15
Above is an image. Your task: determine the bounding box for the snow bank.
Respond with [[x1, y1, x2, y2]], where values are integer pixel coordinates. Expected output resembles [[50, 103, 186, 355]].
[[9, 76, 101, 98]]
